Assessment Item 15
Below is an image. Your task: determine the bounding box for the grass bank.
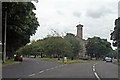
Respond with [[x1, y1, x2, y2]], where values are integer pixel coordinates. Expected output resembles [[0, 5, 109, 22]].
[[40, 58, 97, 64], [119, 59, 120, 65], [2, 59, 15, 67]]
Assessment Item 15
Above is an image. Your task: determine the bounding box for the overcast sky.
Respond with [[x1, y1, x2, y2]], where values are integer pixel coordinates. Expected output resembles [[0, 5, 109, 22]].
[[30, 0, 119, 42]]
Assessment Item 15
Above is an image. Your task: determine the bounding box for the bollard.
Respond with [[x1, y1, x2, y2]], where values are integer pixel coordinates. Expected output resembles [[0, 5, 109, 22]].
[[64, 57, 67, 64]]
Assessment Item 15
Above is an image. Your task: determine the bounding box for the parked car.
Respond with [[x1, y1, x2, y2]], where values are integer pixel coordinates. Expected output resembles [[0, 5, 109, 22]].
[[82, 57, 89, 60], [105, 57, 112, 62], [14, 54, 23, 62]]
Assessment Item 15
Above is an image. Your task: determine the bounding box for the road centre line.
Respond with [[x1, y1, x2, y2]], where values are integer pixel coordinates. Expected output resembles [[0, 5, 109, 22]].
[[39, 71, 44, 74], [17, 78, 21, 80], [93, 63, 101, 80], [94, 72, 101, 80], [28, 65, 65, 77], [28, 73, 36, 77], [93, 68, 95, 72], [51, 67, 54, 69], [46, 69, 50, 71]]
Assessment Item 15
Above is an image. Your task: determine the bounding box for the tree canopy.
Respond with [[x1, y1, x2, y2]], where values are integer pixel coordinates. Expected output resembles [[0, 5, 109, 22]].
[[2, 2, 39, 58], [16, 33, 82, 60], [64, 33, 81, 59], [86, 36, 113, 59]]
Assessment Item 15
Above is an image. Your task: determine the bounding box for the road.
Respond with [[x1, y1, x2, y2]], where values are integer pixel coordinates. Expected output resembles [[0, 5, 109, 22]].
[[2, 58, 119, 80]]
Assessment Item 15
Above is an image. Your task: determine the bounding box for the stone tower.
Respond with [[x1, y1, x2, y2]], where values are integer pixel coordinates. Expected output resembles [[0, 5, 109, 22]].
[[76, 24, 83, 39], [76, 24, 87, 58]]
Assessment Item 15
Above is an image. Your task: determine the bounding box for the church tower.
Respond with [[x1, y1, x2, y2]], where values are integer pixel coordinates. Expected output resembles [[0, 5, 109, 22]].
[[76, 24, 87, 58], [76, 24, 83, 39]]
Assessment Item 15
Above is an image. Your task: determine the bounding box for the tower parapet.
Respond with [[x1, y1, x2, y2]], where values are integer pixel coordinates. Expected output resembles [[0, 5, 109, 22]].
[[76, 24, 83, 39]]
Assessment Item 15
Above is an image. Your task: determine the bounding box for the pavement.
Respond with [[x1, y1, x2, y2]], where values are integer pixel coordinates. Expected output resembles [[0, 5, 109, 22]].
[[2, 58, 119, 80]]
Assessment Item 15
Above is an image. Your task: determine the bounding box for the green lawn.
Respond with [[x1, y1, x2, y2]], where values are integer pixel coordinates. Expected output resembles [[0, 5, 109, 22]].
[[2, 59, 15, 67], [40, 58, 96, 64], [119, 59, 120, 65], [40, 58, 63, 63]]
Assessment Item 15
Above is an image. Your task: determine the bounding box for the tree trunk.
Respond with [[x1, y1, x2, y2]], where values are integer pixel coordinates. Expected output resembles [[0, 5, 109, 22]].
[[41, 53, 43, 58], [58, 54, 60, 60]]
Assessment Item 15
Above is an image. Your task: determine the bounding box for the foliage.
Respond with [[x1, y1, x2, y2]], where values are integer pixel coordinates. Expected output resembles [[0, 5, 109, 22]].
[[42, 36, 73, 58], [16, 33, 82, 60], [110, 18, 120, 46], [2, 2, 39, 58], [64, 33, 81, 59], [2, 59, 15, 66], [16, 39, 43, 56], [86, 36, 113, 59]]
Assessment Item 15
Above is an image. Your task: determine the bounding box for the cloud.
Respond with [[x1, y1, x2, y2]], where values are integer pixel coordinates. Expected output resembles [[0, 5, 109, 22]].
[[119, 1, 120, 17], [56, 10, 64, 16], [85, 0, 118, 19], [31, 0, 118, 43], [86, 6, 115, 19], [72, 11, 81, 18]]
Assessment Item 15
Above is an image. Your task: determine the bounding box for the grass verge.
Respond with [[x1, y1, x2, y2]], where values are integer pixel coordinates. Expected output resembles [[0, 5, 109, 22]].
[[2, 59, 15, 67], [119, 59, 120, 65], [40, 58, 97, 64], [40, 58, 63, 63]]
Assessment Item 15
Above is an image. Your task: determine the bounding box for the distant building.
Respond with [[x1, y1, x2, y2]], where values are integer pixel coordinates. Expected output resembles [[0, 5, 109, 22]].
[[76, 24, 88, 58]]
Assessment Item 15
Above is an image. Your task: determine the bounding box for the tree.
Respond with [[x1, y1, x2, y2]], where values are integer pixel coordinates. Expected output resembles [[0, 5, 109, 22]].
[[64, 33, 81, 60], [86, 36, 113, 59], [16, 39, 45, 58], [110, 18, 120, 47], [2, 2, 39, 59], [16, 33, 81, 60], [42, 36, 73, 60]]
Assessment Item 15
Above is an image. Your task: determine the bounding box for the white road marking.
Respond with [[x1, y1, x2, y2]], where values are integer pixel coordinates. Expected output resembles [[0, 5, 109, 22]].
[[28, 64, 65, 77], [17, 78, 21, 80], [95, 63, 98, 65], [93, 63, 101, 80], [51, 67, 54, 69], [93, 68, 95, 72], [94, 72, 101, 80], [39, 71, 44, 73], [28, 73, 36, 77], [46, 69, 50, 71]]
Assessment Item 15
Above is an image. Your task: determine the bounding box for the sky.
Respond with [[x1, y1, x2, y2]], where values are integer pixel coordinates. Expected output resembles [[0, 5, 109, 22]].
[[30, 0, 119, 43]]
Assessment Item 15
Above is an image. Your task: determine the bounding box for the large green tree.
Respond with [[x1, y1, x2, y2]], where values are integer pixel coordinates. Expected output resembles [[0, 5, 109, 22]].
[[110, 18, 120, 60], [42, 36, 73, 59], [2, 2, 39, 58], [86, 37, 113, 59], [16, 40, 43, 57], [64, 33, 81, 59], [16, 32, 82, 60]]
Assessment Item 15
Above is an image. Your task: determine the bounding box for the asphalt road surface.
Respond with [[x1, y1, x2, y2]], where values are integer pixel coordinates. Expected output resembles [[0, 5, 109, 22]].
[[2, 58, 119, 80]]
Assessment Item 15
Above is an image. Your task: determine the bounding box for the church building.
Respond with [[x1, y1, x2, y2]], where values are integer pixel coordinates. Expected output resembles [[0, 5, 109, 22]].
[[76, 24, 88, 58]]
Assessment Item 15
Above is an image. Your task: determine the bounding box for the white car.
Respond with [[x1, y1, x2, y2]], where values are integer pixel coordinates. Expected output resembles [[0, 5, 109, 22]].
[[105, 57, 112, 62]]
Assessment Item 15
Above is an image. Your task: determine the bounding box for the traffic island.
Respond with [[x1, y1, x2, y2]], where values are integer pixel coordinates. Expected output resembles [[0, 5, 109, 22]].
[[40, 58, 93, 64]]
